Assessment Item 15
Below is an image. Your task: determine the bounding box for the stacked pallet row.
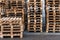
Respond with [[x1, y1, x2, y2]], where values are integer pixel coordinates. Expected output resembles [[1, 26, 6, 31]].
[[0, 0, 6, 38], [46, 0, 60, 33], [1, 0, 24, 18], [27, 0, 42, 32], [0, 0, 24, 38], [0, 17, 24, 38]]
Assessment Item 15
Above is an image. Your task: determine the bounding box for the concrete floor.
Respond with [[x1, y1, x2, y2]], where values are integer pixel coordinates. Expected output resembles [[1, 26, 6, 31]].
[[0, 32, 60, 40], [0, 35, 60, 40]]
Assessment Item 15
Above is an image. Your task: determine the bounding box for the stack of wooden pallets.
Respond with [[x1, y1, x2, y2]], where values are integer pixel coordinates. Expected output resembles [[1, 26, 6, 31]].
[[0, 17, 24, 38], [0, 0, 24, 38], [46, 0, 60, 33], [27, 0, 42, 32]]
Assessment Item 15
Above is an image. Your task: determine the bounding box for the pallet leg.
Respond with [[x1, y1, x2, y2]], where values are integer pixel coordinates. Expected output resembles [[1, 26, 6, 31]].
[[46, 28, 48, 33], [46, 30, 48, 33], [11, 35, 13, 38], [0, 35, 3, 38], [46, 26, 48, 33], [20, 32, 23, 38]]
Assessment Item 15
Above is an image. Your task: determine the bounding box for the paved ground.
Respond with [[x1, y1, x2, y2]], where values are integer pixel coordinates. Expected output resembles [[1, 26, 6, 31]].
[[0, 35, 60, 40]]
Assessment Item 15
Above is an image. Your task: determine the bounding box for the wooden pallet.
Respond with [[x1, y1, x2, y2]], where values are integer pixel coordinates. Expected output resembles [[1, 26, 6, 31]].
[[27, 0, 42, 32], [10, 0, 24, 9], [46, 0, 60, 33], [28, 24, 42, 32], [0, 0, 25, 9], [0, 0, 24, 18], [0, 17, 24, 38], [0, 7, 24, 23], [4, 8, 24, 17], [0, 0, 24, 38]]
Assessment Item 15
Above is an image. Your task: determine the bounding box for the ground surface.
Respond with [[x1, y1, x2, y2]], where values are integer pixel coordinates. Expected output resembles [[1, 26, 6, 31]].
[[0, 35, 60, 40]]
